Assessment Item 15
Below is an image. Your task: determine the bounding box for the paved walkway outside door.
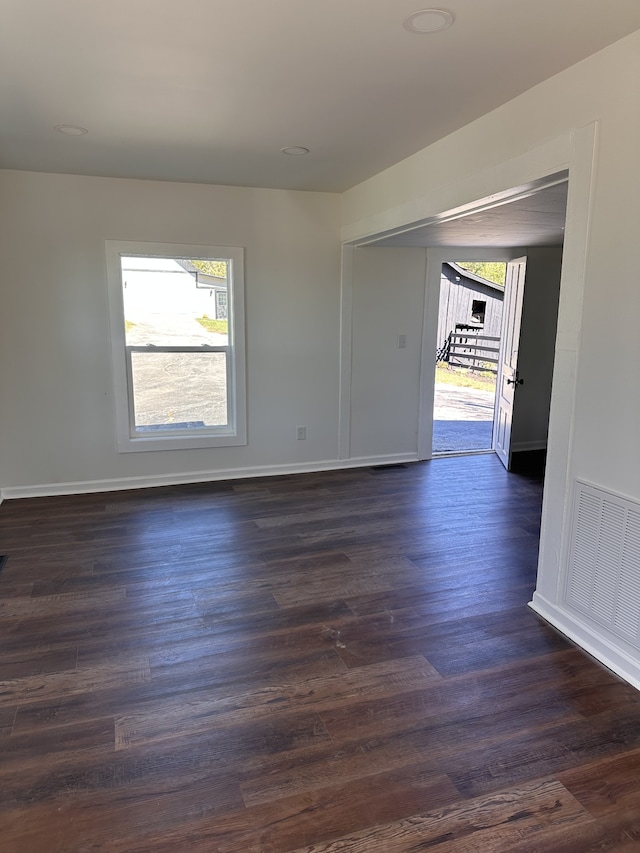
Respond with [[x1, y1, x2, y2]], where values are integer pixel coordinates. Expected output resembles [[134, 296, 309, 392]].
[[433, 383, 495, 453]]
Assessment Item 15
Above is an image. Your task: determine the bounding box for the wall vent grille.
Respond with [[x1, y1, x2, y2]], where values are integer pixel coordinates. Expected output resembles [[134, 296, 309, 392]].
[[565, 481, 640, 646]]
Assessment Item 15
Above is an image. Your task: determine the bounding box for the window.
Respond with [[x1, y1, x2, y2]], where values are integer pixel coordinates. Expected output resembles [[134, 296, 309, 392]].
[[106, 241, 246, 452], [471, 299, 486, 325], [215, 290, 228, 320]]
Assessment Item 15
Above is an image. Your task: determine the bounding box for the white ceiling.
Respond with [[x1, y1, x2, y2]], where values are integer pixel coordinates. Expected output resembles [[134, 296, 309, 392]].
[[369, 176, 569, 248], [2, 1, 639, 193]]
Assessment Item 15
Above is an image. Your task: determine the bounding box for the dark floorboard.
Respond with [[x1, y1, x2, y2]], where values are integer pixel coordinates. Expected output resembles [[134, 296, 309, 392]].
[[1, 455, 639, 851]]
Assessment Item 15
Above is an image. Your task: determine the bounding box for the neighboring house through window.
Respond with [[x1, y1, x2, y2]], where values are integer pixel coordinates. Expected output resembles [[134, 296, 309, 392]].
[[106, 241, 246, 452]]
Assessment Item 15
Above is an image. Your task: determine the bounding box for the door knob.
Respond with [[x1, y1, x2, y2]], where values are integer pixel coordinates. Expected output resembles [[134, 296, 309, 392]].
[[507, 377, 524, 386]]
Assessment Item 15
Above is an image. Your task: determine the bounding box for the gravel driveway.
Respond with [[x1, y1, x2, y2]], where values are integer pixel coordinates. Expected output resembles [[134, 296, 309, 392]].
[[433, 383, 495, 453], [128, 317, 228, 430]]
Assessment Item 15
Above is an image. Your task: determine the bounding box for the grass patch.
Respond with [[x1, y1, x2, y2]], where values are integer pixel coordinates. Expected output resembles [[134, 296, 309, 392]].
[[196, 315, 228, 335], [436, 363, 496, 392]]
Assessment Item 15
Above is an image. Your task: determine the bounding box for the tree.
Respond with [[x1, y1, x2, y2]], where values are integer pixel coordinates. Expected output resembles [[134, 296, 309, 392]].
[[455, 261, 506, 287], [191, 259, 228, 279]]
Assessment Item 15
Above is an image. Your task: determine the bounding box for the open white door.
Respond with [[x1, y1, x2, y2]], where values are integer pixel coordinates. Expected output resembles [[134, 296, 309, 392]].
[[493, 257, 527, 470]]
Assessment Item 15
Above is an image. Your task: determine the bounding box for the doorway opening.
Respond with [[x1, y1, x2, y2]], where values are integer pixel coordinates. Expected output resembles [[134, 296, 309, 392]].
[[433, 260, 506, 456]]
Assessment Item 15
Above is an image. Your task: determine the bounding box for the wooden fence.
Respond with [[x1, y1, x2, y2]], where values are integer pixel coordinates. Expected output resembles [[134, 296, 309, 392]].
[[437, 330, 501, 374]]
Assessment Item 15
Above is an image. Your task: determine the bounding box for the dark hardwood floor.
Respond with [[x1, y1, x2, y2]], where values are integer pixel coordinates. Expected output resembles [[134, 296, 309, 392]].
[[1, 454, 640, 851]]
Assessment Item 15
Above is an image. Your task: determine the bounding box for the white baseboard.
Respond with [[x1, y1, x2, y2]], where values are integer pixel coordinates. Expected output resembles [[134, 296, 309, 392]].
[[512, 440, 547, 453], [0, 452, 419, 500], [529, 592, 640, 693]]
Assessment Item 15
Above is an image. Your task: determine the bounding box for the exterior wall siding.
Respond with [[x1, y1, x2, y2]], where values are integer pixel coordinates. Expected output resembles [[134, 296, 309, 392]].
[[437, 264, 504, 346]]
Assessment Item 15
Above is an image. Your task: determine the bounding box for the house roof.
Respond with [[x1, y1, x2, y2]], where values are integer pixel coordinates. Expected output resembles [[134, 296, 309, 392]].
[[1, 1, 639, 192], [444, 263, 505, 294]]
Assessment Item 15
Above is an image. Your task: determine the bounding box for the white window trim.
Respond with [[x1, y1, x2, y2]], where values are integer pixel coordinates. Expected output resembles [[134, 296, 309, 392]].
[[105, 240, 247, 452]]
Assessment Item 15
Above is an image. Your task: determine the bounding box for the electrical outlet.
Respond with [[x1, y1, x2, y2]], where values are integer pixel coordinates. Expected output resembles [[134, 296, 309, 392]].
[[397, 334, 407, 349], [296, 426, 306, 440]]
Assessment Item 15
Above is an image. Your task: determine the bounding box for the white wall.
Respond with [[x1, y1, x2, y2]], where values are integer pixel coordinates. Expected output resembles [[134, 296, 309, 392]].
[[511, 247, 563, 452], [348, 247, 427, 460], [0, 171, 341, 492], [341, 31, 640, 686]]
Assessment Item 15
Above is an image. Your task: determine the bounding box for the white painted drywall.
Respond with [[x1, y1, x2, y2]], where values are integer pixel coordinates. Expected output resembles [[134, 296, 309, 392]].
[[0, 171, 341, 490], [348, 247, 427, 459]]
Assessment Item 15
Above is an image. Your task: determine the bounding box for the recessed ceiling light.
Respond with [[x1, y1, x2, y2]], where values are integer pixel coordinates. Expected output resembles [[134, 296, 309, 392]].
[[403, 8, 455, 33], [280, 146, 310, 156], [54, 124, 89, 136]]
